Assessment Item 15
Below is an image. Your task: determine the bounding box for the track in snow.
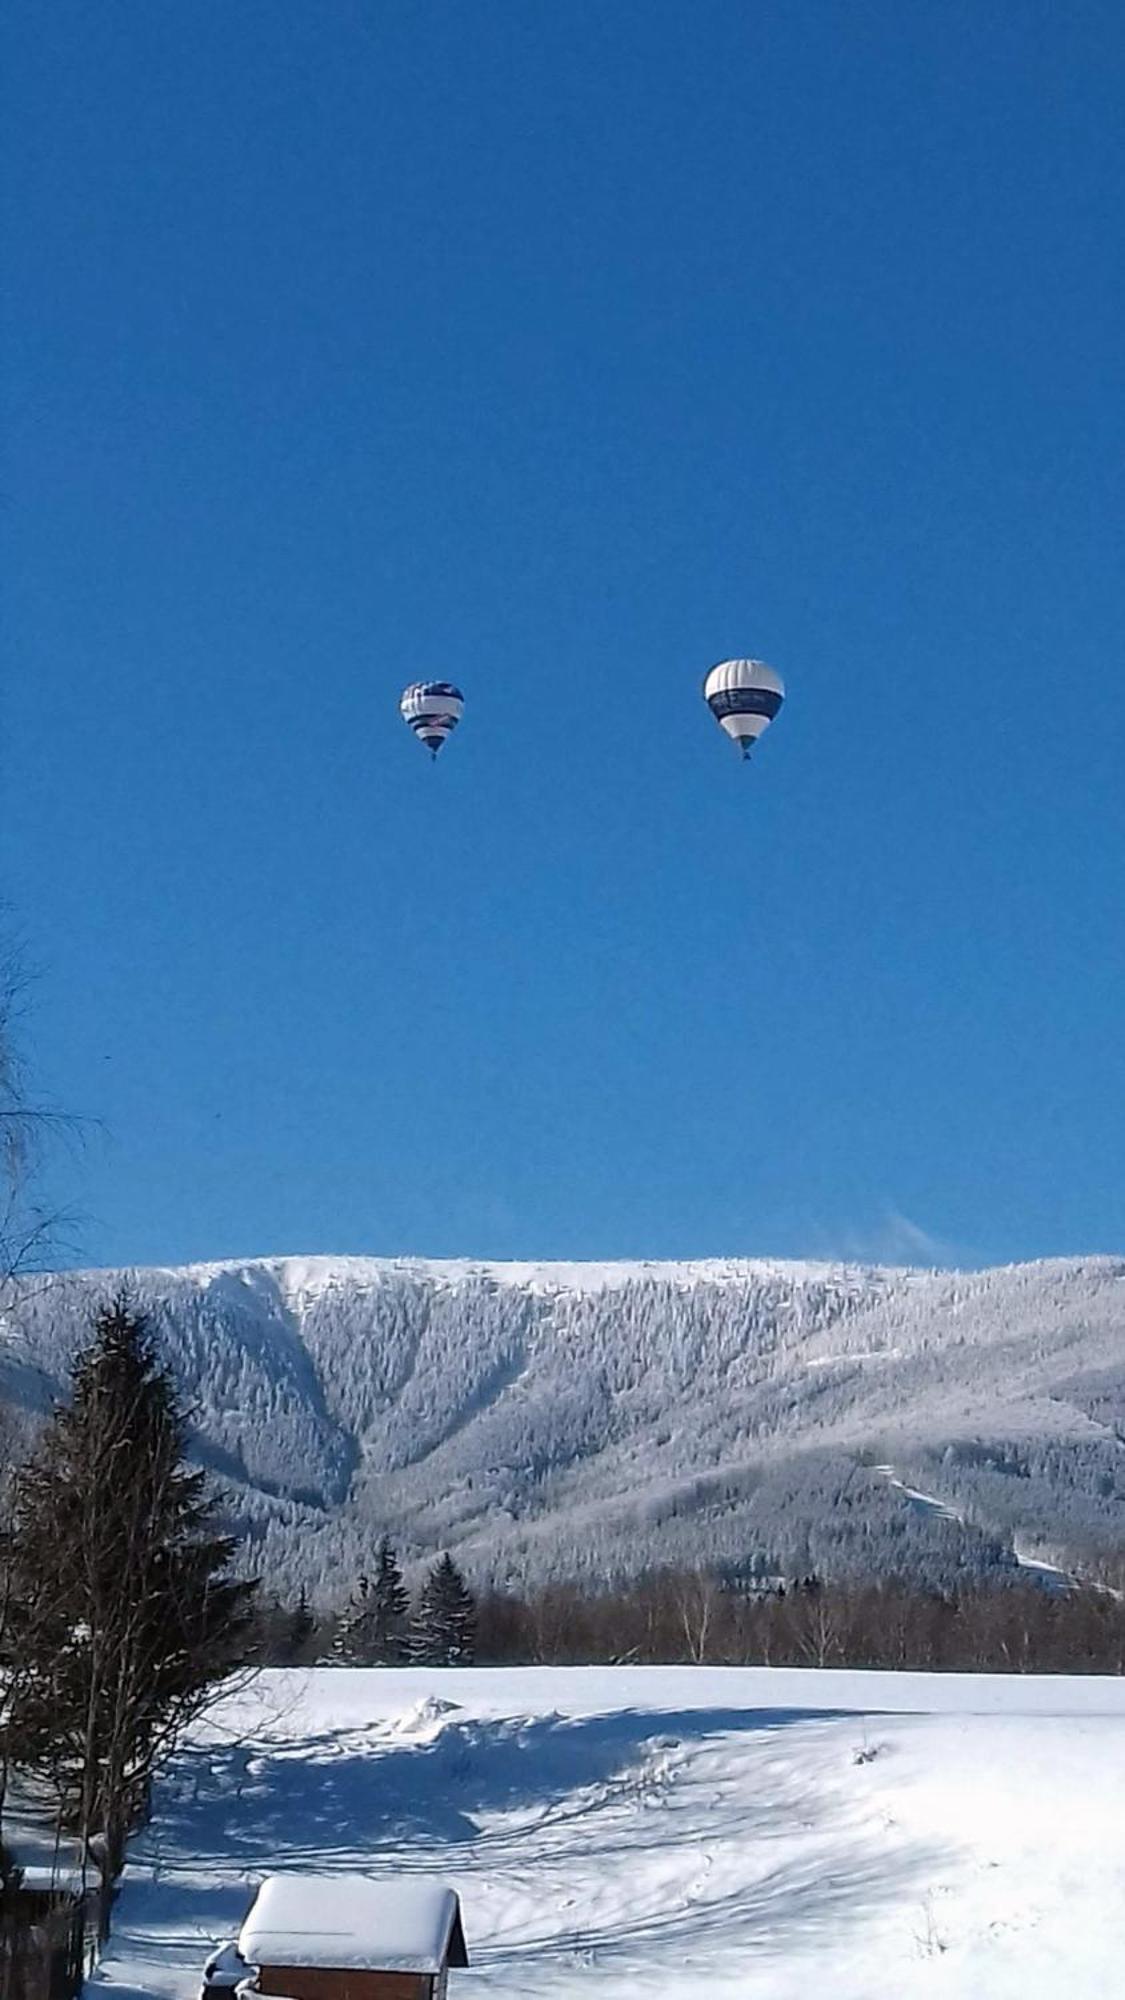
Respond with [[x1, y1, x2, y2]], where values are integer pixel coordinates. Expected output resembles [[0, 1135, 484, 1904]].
[[93, 1665, 1125, 2000]]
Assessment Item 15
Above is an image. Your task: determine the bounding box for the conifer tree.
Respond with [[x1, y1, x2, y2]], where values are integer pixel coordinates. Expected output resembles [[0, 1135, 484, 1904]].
[[0, 1295, 256, 1894], [411, 1553, 476, 1665], [331, 1540, 409, 1664], [331, 1574, 372, 1663], [368, 1536, 409, 1663], [287, 1584, 316, 1663]]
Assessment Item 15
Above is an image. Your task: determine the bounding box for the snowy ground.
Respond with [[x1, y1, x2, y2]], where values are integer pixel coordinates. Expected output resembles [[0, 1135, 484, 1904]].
[[93, 1666, 1125, 2000]]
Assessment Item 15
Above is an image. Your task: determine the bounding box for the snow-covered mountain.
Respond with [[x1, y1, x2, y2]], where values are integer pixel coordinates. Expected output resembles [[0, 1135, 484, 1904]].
[[5, 1254, 1125, 1597]]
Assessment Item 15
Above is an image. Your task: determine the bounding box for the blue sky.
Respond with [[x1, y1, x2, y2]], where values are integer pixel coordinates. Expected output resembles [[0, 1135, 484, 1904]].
[[5, 0, 1125, 1269]]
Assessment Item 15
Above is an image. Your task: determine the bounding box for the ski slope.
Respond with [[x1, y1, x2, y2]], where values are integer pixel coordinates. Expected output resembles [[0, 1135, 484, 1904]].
[[93, 1665, 1125, 2000]]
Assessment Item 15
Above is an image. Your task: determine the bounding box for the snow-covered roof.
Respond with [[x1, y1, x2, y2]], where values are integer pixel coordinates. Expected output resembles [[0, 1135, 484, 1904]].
[[238, 1875, 467, 1975], [203, 1942, 249, 1986], [2, 1785, 89, 1888], [17, 1866, 88, 1897]]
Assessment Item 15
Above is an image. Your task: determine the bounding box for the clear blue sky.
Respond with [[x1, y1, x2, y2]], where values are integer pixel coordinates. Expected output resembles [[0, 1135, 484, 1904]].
[[5, 1, 1125, 1269]]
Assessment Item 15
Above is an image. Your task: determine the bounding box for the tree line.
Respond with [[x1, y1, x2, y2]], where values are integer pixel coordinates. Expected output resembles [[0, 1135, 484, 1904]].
[[259, 1565, 1125, 1677], [258, 1543, 477, 1666], [467, 1570, 1125, 1673]]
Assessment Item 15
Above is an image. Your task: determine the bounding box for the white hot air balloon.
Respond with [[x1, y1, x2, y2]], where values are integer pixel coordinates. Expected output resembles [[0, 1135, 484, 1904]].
[[702, 658, 785, 760], [399, 681, 464, 759]]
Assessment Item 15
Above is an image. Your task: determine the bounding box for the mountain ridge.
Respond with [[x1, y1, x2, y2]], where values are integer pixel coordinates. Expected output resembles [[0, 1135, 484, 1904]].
[[5, 1253, 1125, 1597]]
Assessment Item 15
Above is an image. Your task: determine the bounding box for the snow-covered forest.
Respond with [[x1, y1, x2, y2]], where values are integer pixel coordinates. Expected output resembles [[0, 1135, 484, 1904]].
[[6, 1254, 1125, 1599]]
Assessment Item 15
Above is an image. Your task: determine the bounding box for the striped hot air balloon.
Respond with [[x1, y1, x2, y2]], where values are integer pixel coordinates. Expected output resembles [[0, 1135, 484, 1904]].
[[399, 681, 464, 759], [702, 658, 785, 760]]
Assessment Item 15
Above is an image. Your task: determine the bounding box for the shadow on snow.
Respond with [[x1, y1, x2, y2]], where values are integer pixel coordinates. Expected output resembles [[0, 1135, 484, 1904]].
[[99, 1702, 937, 1987]]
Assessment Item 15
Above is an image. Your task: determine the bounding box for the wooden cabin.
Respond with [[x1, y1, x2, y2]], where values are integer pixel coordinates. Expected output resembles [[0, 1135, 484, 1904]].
[[237, 1875, 468, 2000]]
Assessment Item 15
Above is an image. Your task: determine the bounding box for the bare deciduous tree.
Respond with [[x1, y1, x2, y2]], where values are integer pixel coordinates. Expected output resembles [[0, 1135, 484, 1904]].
[[670, 1568, 724, 1664], [0, 934, 84, 1303]]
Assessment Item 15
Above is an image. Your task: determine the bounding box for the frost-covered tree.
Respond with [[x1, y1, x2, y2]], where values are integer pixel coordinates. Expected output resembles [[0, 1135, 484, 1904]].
[[411, 1552, 475, 1665], [332, 1539, 409, 1664], [331, 1574, 373, 1663]]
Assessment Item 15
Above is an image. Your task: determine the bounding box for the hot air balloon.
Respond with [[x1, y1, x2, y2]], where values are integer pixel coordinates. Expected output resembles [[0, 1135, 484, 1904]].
[[399, 681, 464, 759], [702, 658, 784, 760]]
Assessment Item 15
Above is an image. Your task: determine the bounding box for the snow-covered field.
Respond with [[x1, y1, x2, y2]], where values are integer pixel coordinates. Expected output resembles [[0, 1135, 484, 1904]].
[[94, 1665, 1125, 2000]]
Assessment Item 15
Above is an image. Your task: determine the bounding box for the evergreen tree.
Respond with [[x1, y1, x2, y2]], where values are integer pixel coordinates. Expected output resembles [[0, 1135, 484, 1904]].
[[331, 1574, 372, 1663], [411, 1553, 476, 1665], [368, 1536, 409, 1663], [256, 1585, 319, 1665], [287, 1585, 316, 1663], [331, 1540, 409, 1664], [0, 1295, 256, 1892]]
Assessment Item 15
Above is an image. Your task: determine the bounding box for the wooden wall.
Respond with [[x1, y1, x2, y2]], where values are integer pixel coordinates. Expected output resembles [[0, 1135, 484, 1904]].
[[256, 1965, 431, 2000]]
